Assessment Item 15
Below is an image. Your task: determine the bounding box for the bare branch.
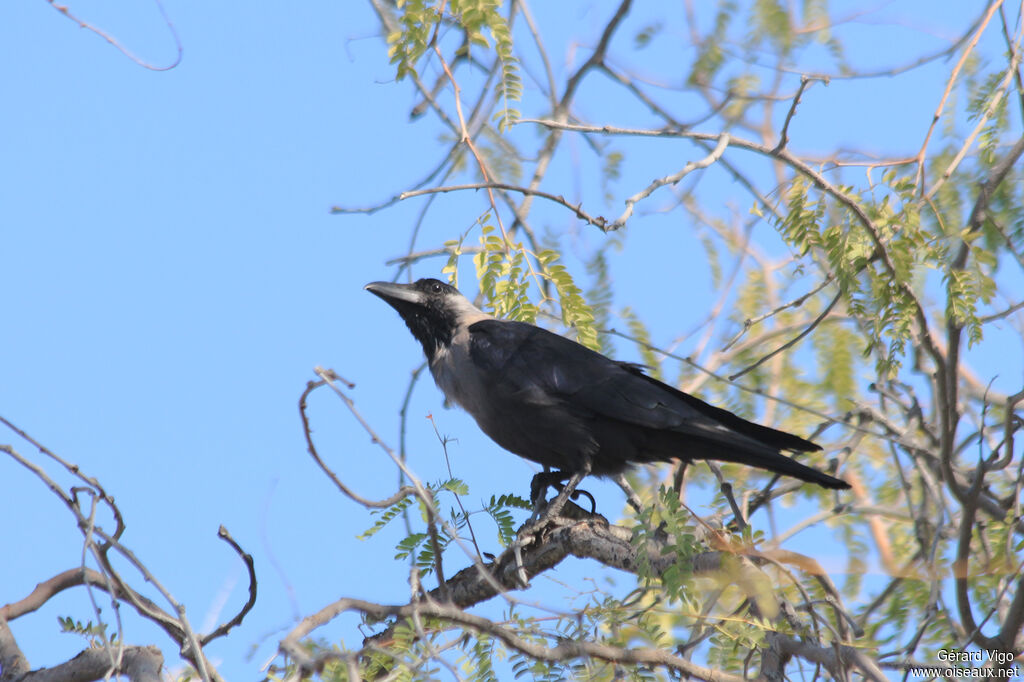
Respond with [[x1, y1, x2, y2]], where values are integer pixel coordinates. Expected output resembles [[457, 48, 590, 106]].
[[774, 75, 820, 152], [0, 415, 124, 540], [18, 645, 163, 682], [926, 44, 1024, 200], [610, 134, 730, 230], [728, 289, 842, 381], [721, 276, 835, 352], [44, 0, 182, 72], [299, 373, 419, 509], [772, 635, 887, 682], [913, 0, 1005, 191], [394, 182, 610, 230], [516, 0, 633, 223], [954, 458, 1001, 650], [0, 616, 29, 679], [200, 526, 258, 645]]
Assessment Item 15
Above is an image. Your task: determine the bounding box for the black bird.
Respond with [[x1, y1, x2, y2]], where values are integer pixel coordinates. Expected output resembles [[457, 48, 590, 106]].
[[366, 278, 850, 502]]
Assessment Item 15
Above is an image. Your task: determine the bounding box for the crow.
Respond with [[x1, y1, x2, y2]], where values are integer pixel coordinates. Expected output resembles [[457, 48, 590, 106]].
[[365, 278, 850, 504]]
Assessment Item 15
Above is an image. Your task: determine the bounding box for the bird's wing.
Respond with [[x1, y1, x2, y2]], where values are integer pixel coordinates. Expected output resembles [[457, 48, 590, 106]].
[[468, 319, 714, 429], [468, 319, 819, 453]]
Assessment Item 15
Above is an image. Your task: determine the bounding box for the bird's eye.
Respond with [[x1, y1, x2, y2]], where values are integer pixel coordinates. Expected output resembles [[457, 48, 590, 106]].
[[431, 282, 442, 293]]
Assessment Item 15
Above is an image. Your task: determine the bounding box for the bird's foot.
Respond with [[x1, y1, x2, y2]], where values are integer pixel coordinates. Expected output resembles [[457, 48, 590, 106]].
[[529, 470, 567, 509], [512, 465, 593, 588], [528, 469, 596, 515], [527, 465, 592, 524]]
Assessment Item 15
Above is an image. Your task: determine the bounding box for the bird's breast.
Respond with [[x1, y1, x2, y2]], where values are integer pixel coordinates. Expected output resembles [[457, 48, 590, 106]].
[[428, 337, 487, 414], [427, 334, 605, 473]]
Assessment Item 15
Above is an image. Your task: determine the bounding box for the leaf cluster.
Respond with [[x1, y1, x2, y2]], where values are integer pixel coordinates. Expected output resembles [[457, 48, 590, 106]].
[[386, 0, 521, 130], [58, 615, 117, 649]]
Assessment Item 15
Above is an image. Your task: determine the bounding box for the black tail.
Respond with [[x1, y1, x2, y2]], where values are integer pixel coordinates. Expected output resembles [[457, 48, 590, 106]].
[[713, 447, 850, 490], [644, 376, 849, 489]]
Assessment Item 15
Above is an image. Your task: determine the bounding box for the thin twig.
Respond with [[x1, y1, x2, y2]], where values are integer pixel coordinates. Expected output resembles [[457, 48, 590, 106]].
[[46, 0, 183, 71], [610, 133, 730, 230], [299, 374, 419, 509], [393, 182, 610, 229], [729, 290, 842, 381], [774, 75, 819, 152], [721, 275, 835, 352], [913, 0, 1004, 192], [926, 40, 1024, 200], [200, 526, 259, 645]]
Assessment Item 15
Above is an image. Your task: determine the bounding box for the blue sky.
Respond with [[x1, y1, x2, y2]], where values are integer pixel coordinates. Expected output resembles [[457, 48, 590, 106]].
[[2, 1, 1020, 678]]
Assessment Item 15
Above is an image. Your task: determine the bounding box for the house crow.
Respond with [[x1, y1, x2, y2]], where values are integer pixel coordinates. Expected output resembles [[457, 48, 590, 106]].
[[366, 278, 850, 502]]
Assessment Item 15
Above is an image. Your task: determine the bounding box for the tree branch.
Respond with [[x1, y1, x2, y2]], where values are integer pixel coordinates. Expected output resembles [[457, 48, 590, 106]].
[[395, 182, 610, 230], [610, 134, 730, 230], [18, 645, 163, 682]]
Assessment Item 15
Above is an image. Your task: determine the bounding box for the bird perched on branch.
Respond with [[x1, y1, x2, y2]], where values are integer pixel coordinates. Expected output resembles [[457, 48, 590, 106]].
[[366, 278, 849, 507]]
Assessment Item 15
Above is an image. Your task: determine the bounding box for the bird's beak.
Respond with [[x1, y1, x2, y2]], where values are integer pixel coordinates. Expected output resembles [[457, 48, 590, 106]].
[[364, 281, 425, 306]]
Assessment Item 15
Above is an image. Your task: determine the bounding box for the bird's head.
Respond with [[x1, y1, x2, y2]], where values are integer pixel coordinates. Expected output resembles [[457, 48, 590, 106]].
[[365, 278, 487, 360]]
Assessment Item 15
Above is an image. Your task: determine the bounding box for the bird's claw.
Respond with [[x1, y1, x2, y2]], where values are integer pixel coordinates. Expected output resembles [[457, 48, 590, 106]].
[[528, 469, 597, 516], [566, 486, 596, 515]]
